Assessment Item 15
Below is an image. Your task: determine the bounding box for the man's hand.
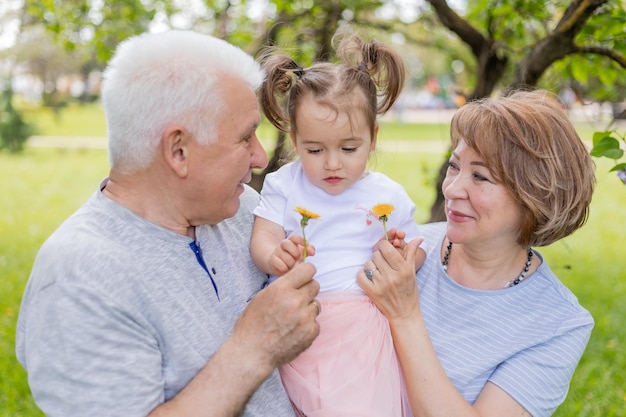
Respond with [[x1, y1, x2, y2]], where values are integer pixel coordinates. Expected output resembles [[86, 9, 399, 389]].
[[234, 262, 320, 369], [149, 262, 320, 417]]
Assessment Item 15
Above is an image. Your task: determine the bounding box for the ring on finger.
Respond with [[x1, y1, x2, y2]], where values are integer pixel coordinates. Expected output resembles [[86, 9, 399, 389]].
[[364, 267, 377, 280], [312, 300, 321, 315]]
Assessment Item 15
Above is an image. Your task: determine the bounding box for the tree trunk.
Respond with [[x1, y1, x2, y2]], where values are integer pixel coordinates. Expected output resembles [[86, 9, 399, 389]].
[[471, 42, 508, 100], [428, 154, 449, 222], [425, 0, 510, 221], [426, 0, 611, 222], [250, 131, 291, 192]]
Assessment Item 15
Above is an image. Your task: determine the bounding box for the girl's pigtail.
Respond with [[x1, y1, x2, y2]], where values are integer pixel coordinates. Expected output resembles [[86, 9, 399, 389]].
[[361, 40, 405, 115], [336, 33, 406, 116], [258, 50, 302, 132]]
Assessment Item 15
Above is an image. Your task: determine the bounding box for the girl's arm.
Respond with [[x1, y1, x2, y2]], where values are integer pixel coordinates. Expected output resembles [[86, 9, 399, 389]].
[[358, 240, 530, 417], [251, 217, 314, 276]]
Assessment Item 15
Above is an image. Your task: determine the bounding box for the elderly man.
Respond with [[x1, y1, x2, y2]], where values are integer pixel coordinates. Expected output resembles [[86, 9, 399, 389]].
[[16, 30, 320, 417]]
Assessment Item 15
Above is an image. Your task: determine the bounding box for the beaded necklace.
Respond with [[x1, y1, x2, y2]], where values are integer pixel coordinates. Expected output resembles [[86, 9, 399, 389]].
[[442, 241, 534, 288]]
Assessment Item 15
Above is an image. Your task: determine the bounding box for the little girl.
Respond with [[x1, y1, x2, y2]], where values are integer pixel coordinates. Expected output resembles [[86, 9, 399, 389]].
[[251, 33, 425, 417]]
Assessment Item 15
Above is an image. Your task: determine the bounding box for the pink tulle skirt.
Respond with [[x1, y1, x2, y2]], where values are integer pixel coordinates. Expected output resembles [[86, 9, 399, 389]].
[[280, 291, 413, 417]]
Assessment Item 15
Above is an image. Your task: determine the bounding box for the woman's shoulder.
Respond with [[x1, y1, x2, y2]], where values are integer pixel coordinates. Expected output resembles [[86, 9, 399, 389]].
[[528, 257, 594, 326], [416, 222, 446, 248]]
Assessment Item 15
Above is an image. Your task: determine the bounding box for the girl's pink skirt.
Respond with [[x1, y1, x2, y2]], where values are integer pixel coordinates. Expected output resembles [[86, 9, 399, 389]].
[[280, 291, 413, 417]]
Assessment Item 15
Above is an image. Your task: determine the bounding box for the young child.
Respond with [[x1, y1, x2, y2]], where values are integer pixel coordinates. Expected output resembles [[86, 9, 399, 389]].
[[251, 33, 425, 417]]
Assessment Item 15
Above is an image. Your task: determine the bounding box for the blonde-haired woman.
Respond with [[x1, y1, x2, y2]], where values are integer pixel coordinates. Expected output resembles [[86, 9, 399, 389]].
[[360, 89, 595, 417]]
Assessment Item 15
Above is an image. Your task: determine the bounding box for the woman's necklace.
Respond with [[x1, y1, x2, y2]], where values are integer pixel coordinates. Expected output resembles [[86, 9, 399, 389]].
[[442, 241, 534, 288]]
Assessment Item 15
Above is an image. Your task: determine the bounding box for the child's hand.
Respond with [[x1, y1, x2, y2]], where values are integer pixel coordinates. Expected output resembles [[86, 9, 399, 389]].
[[373, 227, 406, 257], [269, 235, 316, 276], [376, 228, 425, 272], [383, 228, 406, 252]]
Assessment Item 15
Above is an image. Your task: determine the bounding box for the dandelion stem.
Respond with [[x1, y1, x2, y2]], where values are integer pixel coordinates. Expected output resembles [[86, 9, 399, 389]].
[[295, 207, 320, 263]]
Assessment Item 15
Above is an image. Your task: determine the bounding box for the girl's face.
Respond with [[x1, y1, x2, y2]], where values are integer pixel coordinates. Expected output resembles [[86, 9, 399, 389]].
[[292, 99, 376, 195]]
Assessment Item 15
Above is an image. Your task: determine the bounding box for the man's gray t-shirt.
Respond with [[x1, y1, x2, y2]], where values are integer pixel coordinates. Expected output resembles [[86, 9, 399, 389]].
[[16, 183, 293, 417]]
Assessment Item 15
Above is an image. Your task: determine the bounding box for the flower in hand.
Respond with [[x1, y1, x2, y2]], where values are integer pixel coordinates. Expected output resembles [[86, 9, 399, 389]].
[[372, 203, 395, 240], [294, 207, 321, 261]]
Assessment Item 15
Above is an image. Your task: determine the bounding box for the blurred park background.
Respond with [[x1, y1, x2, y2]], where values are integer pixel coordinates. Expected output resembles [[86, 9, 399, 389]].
[[1, 0, 625, 416]]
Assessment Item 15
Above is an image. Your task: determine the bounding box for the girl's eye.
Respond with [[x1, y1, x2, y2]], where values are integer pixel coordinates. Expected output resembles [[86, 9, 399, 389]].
[[342, 147, 357, 153], [307, 148, 322, 154]]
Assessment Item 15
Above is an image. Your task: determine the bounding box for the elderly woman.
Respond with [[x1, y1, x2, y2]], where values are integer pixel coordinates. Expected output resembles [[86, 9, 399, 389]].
[[359, 89, 595, 417]]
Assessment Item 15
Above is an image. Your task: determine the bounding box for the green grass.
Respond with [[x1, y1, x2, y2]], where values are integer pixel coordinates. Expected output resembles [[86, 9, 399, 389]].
[[545, 161, 626, 417], [2, 104, 625, 416], [20, 102, 108, 137], [1, 148, 109, 417], [18, 102, 454, 142], [18, 101, 601, 150]]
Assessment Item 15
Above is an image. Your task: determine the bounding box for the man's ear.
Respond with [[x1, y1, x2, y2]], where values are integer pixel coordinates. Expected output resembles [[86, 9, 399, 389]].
[[162, 125, 189, 178]]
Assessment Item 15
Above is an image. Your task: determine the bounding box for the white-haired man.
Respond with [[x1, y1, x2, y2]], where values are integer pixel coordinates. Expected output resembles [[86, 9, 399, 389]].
[[16, 30, 321, 417]]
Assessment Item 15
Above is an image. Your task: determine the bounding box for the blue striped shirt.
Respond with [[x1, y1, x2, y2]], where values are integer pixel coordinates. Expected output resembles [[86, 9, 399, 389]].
[[416, 222, 593, 417]]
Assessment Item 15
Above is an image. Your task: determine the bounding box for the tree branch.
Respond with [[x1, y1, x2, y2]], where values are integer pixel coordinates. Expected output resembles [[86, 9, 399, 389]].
[[555, 0, 607, 34], [425, 0, 486, 57], [574, 45, 626, 68], [512, 0, 609, 86]]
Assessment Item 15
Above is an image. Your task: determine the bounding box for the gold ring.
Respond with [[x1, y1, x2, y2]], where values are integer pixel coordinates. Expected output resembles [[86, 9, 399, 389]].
[[312, 300, 321, 315]]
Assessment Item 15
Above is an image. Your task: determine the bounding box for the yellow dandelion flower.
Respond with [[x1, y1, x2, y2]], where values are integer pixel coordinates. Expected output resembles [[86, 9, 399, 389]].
[[372, 203, 395, 240], [294, 207, 321, 261], [372, 203, 395, 218], [295, 206, 321, 222]]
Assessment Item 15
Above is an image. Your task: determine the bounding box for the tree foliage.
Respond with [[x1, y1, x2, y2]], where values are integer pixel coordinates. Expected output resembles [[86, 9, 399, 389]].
[[421, 0, 626, 219], [25, 0, 167, 63], [9, 0, 626, 195], [590, 129, 626, 184], [423, 0, 626, 101], [0, 84, 34, 153]]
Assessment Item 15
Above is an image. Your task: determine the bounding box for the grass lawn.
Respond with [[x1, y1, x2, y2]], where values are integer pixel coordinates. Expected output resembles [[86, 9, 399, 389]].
[[1, 148, 109, 417], [2, 103, 625, 416]]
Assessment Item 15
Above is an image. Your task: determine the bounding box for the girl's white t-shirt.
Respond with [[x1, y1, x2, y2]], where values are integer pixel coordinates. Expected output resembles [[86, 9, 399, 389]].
[[254, 160, 422, 291]]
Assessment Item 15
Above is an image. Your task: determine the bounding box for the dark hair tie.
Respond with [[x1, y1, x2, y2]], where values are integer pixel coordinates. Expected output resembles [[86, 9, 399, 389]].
[[357, 61, 368, 71], [293, 67, 305, 78]]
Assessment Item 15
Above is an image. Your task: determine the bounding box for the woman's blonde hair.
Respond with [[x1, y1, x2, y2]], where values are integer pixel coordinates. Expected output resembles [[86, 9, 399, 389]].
[[258, 32, 405, 138], [450, 89, 595, 247]]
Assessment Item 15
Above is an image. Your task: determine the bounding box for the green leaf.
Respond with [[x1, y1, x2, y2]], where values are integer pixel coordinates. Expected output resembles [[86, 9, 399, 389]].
[[590, 136, 621, 159], [598, 69, 618, 86], [592, 131, 613, 146], [609, 162, 626, 172], [571, 61, 589, 84]]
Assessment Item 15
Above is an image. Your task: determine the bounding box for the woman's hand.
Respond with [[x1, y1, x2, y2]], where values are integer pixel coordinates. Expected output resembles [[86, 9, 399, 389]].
[[358, 237, 424, 321]]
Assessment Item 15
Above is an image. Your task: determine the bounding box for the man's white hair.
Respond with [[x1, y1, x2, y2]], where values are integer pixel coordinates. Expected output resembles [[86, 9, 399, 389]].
[[101, 30, 264, 173]]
